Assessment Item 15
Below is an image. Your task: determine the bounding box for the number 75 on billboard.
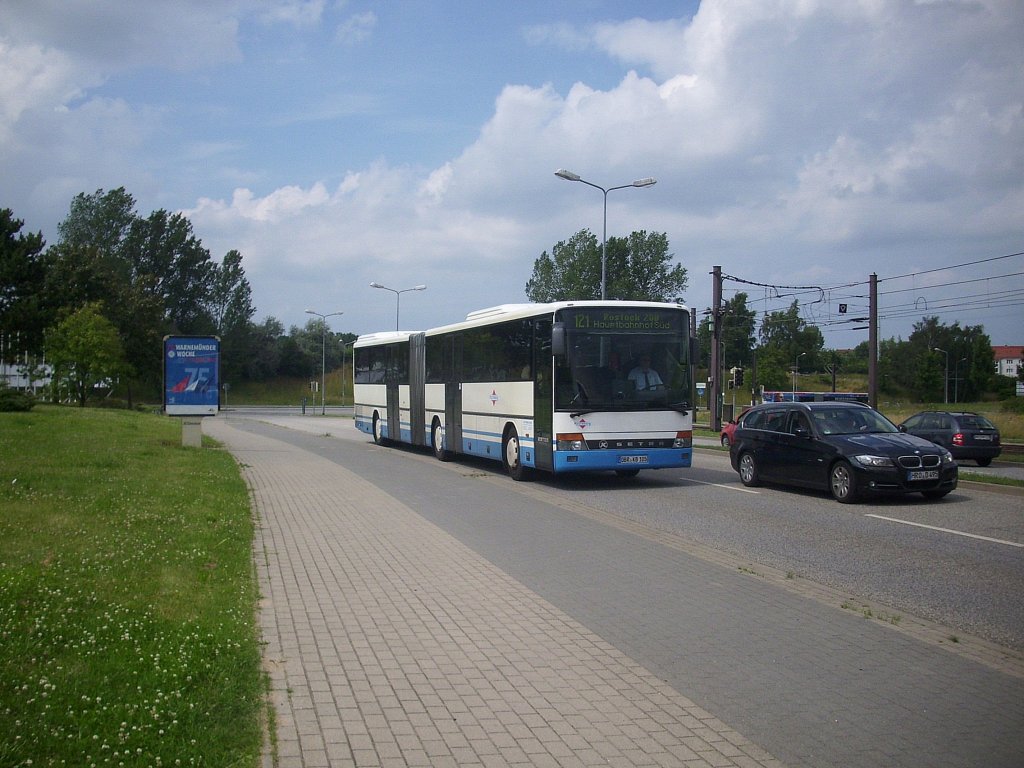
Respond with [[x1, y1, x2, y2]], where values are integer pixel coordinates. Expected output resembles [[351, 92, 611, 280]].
[[163, 336, 220, 416]]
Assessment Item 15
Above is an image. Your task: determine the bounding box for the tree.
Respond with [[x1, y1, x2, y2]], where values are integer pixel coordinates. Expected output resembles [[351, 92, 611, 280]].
[[696, 292, 757, 373], [756, 301, 825, 390], [58, 187, 137, 262], [123, 209, 215, 333], [210, 249, 256, 383], [604, 231, 687, 302], [525, 230, 601, 301], [244, 317, 284, 381], [0, 209, 48, 353], [525, 229, 687, 303], [47, 303, 129, 407]]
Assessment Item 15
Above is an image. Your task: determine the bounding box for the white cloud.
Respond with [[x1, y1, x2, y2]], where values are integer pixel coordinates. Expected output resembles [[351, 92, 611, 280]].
[[335, 11, 377, 46], [0, 40, 87, 143], [3, 0, 1022, 341], [258, 0, 326, 29]]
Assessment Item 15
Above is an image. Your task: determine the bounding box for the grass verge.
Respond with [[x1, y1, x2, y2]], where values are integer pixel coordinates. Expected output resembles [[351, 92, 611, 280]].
[[0, 406, 264, 767]]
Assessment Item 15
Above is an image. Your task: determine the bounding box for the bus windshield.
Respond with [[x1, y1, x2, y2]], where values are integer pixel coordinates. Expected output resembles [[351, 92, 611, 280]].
[[554, 307, 692, 413]]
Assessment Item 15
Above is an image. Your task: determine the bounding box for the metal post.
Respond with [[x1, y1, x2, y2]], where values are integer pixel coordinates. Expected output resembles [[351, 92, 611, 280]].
[[710, 266, 722, 431], [554, 170, 656, 300], [305, 309, 344, 415], [868, 273, 878, 409]]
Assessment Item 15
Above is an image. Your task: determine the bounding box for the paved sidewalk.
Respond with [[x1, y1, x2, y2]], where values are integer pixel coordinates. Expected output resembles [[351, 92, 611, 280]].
[[205, 416, 784, 768]]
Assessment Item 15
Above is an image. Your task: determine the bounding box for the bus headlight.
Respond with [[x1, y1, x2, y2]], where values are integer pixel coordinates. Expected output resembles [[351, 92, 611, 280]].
[[556, 433, 588, 451], [673, 431, 692, 448]]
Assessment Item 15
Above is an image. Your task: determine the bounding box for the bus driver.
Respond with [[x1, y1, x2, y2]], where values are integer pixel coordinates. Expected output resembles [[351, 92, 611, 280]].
[[628, 354, 664, 391]]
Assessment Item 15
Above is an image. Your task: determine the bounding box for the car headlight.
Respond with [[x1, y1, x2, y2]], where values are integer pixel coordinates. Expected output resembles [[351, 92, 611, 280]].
[[940, 448, 955, 465], [853, 454, 894, 468]]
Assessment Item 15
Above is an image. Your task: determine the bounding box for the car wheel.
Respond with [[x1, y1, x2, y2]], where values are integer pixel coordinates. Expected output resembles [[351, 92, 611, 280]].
[[372, 412, 386, 445], [432, 419, 451, 461], [738, 452, 760, 487], [830, 460, 859, 503], [720, 434, 731, 448], [503, 426, 526, 481], [976, 458, 992, 467], [922, 489, 952, 500]]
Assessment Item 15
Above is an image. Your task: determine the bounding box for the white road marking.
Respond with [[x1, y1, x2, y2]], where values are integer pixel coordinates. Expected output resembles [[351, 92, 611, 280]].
[[686, 479, 761, 494], [865, 514, 1024, 548]]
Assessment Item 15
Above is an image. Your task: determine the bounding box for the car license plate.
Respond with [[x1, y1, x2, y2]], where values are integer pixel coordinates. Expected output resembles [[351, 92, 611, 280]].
[[974, 435, 992, 442], [619, 455, 649, 464], [908, 470, 939, 481]]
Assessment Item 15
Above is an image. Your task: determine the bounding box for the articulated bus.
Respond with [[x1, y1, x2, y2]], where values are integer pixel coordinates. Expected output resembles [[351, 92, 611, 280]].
[[353, 301, 697, 480]]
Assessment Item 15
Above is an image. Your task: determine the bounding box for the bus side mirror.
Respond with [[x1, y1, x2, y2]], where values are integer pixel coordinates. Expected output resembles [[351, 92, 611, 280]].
[[552, 322, 566, 356]]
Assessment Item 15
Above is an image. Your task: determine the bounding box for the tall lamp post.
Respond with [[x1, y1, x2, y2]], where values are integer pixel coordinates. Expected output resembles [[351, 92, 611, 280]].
[[305, 309, 344, 415], [554, 169, 657, 299], [793, 352, 807, 397], [934, 347, 949, 404], [954, 357, 967, 403], [370, 282, 427, 330]]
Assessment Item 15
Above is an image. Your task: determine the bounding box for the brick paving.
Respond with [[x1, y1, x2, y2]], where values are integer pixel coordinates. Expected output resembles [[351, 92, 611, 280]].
[[206, 417, 784, 768]]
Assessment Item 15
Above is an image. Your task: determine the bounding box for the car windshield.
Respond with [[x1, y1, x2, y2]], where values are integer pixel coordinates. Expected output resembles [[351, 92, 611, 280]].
[[813, 408, 899, 436]]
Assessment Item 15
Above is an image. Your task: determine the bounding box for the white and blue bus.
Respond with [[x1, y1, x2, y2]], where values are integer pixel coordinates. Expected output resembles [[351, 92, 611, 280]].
[[353, 301, 697, 480]]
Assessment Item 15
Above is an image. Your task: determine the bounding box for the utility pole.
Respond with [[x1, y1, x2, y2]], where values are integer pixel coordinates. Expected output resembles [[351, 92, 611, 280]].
[[868, 273, 878, 408], [710, 266, 723, 431]]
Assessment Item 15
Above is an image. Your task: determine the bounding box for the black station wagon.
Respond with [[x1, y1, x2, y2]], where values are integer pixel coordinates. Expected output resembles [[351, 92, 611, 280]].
[[898, 410, 1001, 466], [729, 402, 958, 503]]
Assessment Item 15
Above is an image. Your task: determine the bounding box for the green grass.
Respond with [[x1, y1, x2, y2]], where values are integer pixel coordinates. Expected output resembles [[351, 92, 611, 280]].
[[0, 406, 264, 767], [226, 368, 352, 407]]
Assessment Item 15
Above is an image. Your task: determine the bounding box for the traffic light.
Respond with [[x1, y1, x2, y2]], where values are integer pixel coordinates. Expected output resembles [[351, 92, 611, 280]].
[[735, 367, 744, 387]]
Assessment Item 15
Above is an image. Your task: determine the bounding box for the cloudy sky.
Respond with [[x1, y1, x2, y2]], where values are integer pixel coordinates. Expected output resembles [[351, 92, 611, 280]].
[[3, 0, 1023, 349]]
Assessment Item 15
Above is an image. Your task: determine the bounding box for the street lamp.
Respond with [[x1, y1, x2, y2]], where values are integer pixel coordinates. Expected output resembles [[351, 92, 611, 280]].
[[954, 357, 967, 403], [793, 352, 807, 397], [554, 169, 657, 300], [370, 282, 427, 330], [305, 309, 344, 415], [933, 347, 949, 404]]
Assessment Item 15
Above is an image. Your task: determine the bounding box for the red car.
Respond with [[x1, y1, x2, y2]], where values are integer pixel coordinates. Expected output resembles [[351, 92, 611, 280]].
[[720, 407, 751, 447]]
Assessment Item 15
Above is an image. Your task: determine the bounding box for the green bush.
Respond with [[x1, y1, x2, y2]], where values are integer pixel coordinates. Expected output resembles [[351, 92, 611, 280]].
[[0, 386, 35, 412]]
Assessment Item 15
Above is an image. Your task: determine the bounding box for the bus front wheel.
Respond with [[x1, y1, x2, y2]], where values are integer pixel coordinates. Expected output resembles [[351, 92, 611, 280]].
[[503, 427, 526, 481], [372, 412, 387, 445]]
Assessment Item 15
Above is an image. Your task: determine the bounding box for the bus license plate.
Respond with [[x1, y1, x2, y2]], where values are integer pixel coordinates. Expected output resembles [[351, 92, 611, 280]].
[[619, 456, 648, 464], [908, 470, 939, 481]]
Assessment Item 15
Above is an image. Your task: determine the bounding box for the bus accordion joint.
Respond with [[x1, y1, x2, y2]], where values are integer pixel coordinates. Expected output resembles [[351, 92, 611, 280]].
[[556, 433, 588, 451]]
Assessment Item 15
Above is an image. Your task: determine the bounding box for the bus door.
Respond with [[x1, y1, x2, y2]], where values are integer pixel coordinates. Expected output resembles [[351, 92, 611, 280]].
[[409, 333, 426, 446], [532, 318, 554, 471], [444, 334, 463, 454], [386, 344, 402, 442]]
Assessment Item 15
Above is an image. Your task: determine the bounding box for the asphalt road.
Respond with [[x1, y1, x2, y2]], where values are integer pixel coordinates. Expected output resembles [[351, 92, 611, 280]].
[[216, 410, 1024, 768], [224, 408, 1024, 651]]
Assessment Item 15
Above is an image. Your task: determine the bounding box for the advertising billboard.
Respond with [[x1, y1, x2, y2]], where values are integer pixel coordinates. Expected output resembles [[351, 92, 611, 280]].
[[163, 336, 220, 416]]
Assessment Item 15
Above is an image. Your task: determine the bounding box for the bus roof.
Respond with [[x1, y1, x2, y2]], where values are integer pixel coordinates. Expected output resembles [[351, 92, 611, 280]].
[[354, 301, 690, 346], [428, 300, 688, 336], [352, 330, 417, 348]]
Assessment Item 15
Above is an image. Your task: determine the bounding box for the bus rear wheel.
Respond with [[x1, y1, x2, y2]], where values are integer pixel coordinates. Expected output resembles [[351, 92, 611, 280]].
[[372, 412, 387, 445], [432, 419, 451, 461], [503, 427, 526, 481]]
